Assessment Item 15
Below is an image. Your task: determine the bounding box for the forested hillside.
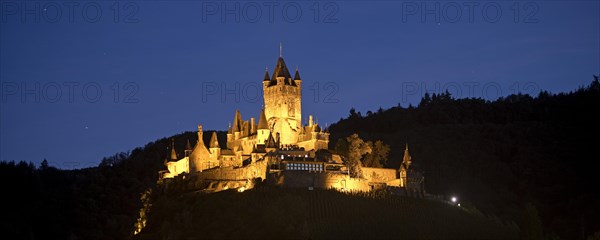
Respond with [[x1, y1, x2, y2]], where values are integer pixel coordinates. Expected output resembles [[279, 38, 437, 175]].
[[2, 79, 599, 240], [328, 78, 600, 239], [0, 131, 225, 240]]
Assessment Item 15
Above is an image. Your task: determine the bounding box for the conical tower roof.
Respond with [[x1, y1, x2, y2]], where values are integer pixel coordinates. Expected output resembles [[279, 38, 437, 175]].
[[170, 139, 177, 160], [232, 110, 242, 132], [258, 108, 268, 130], [294, 66, 301, 80], [209, 131, 219, 148], [403, 143, 412, 168], [263, 68, 270, 81], [272, 57, 291, 79]]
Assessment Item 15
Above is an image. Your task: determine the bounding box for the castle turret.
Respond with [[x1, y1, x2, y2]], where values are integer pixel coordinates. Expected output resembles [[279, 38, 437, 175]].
[[294, 66, 302, 89], [227, 122, 233, 143], [170, 138, 177, 161], [209, 131, 219, 148], [190, 124, 211, 172], [257, 108, 270, 144], [263, 67, 270, 88], [232, 110, 241, 140], [184, 139, 192, 157], [403, 143, 412, 169], [209, 131, 221, 160]]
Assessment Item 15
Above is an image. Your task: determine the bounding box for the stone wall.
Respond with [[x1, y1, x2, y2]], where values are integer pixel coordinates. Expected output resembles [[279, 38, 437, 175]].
[[362, 167, 400, 186], [193, 159, 268, 181], [270, 171, 371, 192]]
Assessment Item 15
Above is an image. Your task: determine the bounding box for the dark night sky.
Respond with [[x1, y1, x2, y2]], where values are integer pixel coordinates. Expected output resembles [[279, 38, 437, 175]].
[[1, 1, 598, 168]]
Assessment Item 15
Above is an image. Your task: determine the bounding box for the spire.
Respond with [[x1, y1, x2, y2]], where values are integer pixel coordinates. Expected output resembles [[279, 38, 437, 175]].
[[263, 67, 270, 81], [170, 138, 177, 160], [232, 110, 241, 132], [258, 108, 268, 130], [197, 124, 203, 141], [209, 131, 219, 148], [271, 56, 292, 81], [294, 66, 301, 80], [184, 139, 192, 157], [403, 143, 412, 169]]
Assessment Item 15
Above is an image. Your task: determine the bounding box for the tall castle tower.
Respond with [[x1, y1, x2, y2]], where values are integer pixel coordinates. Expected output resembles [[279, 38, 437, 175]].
[[262, 47, 302, 145]]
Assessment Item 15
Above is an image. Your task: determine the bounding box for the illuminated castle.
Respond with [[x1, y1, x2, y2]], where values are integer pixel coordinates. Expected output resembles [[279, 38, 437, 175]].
[[162, 53, 329, 178], [160, 50, 423, 194]]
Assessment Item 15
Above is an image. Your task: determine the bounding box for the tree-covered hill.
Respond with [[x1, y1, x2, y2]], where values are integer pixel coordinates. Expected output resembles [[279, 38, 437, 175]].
[[328, 78, 600, 239], [2, 78, 600, 240], [0, 130, 226, 240]]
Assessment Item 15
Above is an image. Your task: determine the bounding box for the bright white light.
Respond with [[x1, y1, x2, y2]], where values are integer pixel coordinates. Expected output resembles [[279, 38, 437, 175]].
[[238, 187, 245, 193], [458, 203, 461, 207], [451, 197, 457, 203]]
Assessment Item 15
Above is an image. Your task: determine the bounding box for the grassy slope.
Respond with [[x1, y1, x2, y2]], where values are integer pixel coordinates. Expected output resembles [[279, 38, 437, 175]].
[[136, 187, 517, 240]]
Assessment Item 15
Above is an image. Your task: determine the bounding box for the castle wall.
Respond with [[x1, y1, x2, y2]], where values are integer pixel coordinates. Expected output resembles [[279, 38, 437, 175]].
[[191, 159, 268, 181], [272, 171, 371, 192], [163, 157, 190, 178], [297, 139, 329, 151], [362, 167, 400, 186]]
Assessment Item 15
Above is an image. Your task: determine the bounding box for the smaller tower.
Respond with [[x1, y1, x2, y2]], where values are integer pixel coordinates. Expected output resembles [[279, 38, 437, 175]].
[[294, 66, 302, 89], [232, 110, 241, 140], [227, 122, 233, 143], [197, 124, 203, 142], [170, 138, 177, 161], [209, 131, 221, 160], [257, 108, 270, 144], [184, 139, 192, 157], [263, 67, 270, 90], [403, 143, 412, 169], [399, 143, 411, 188]]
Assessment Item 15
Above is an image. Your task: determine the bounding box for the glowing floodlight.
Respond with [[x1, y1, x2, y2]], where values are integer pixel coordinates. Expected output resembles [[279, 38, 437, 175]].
[[238, 187, 245, 193], [451, 197, 457, 203]]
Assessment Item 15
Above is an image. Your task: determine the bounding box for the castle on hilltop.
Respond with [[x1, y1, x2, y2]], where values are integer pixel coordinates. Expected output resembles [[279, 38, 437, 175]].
[[160, 50, 424, 195]]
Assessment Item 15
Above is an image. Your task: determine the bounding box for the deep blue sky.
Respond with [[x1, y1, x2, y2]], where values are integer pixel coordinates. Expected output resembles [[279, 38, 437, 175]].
[[1, 0, 598, 168]]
